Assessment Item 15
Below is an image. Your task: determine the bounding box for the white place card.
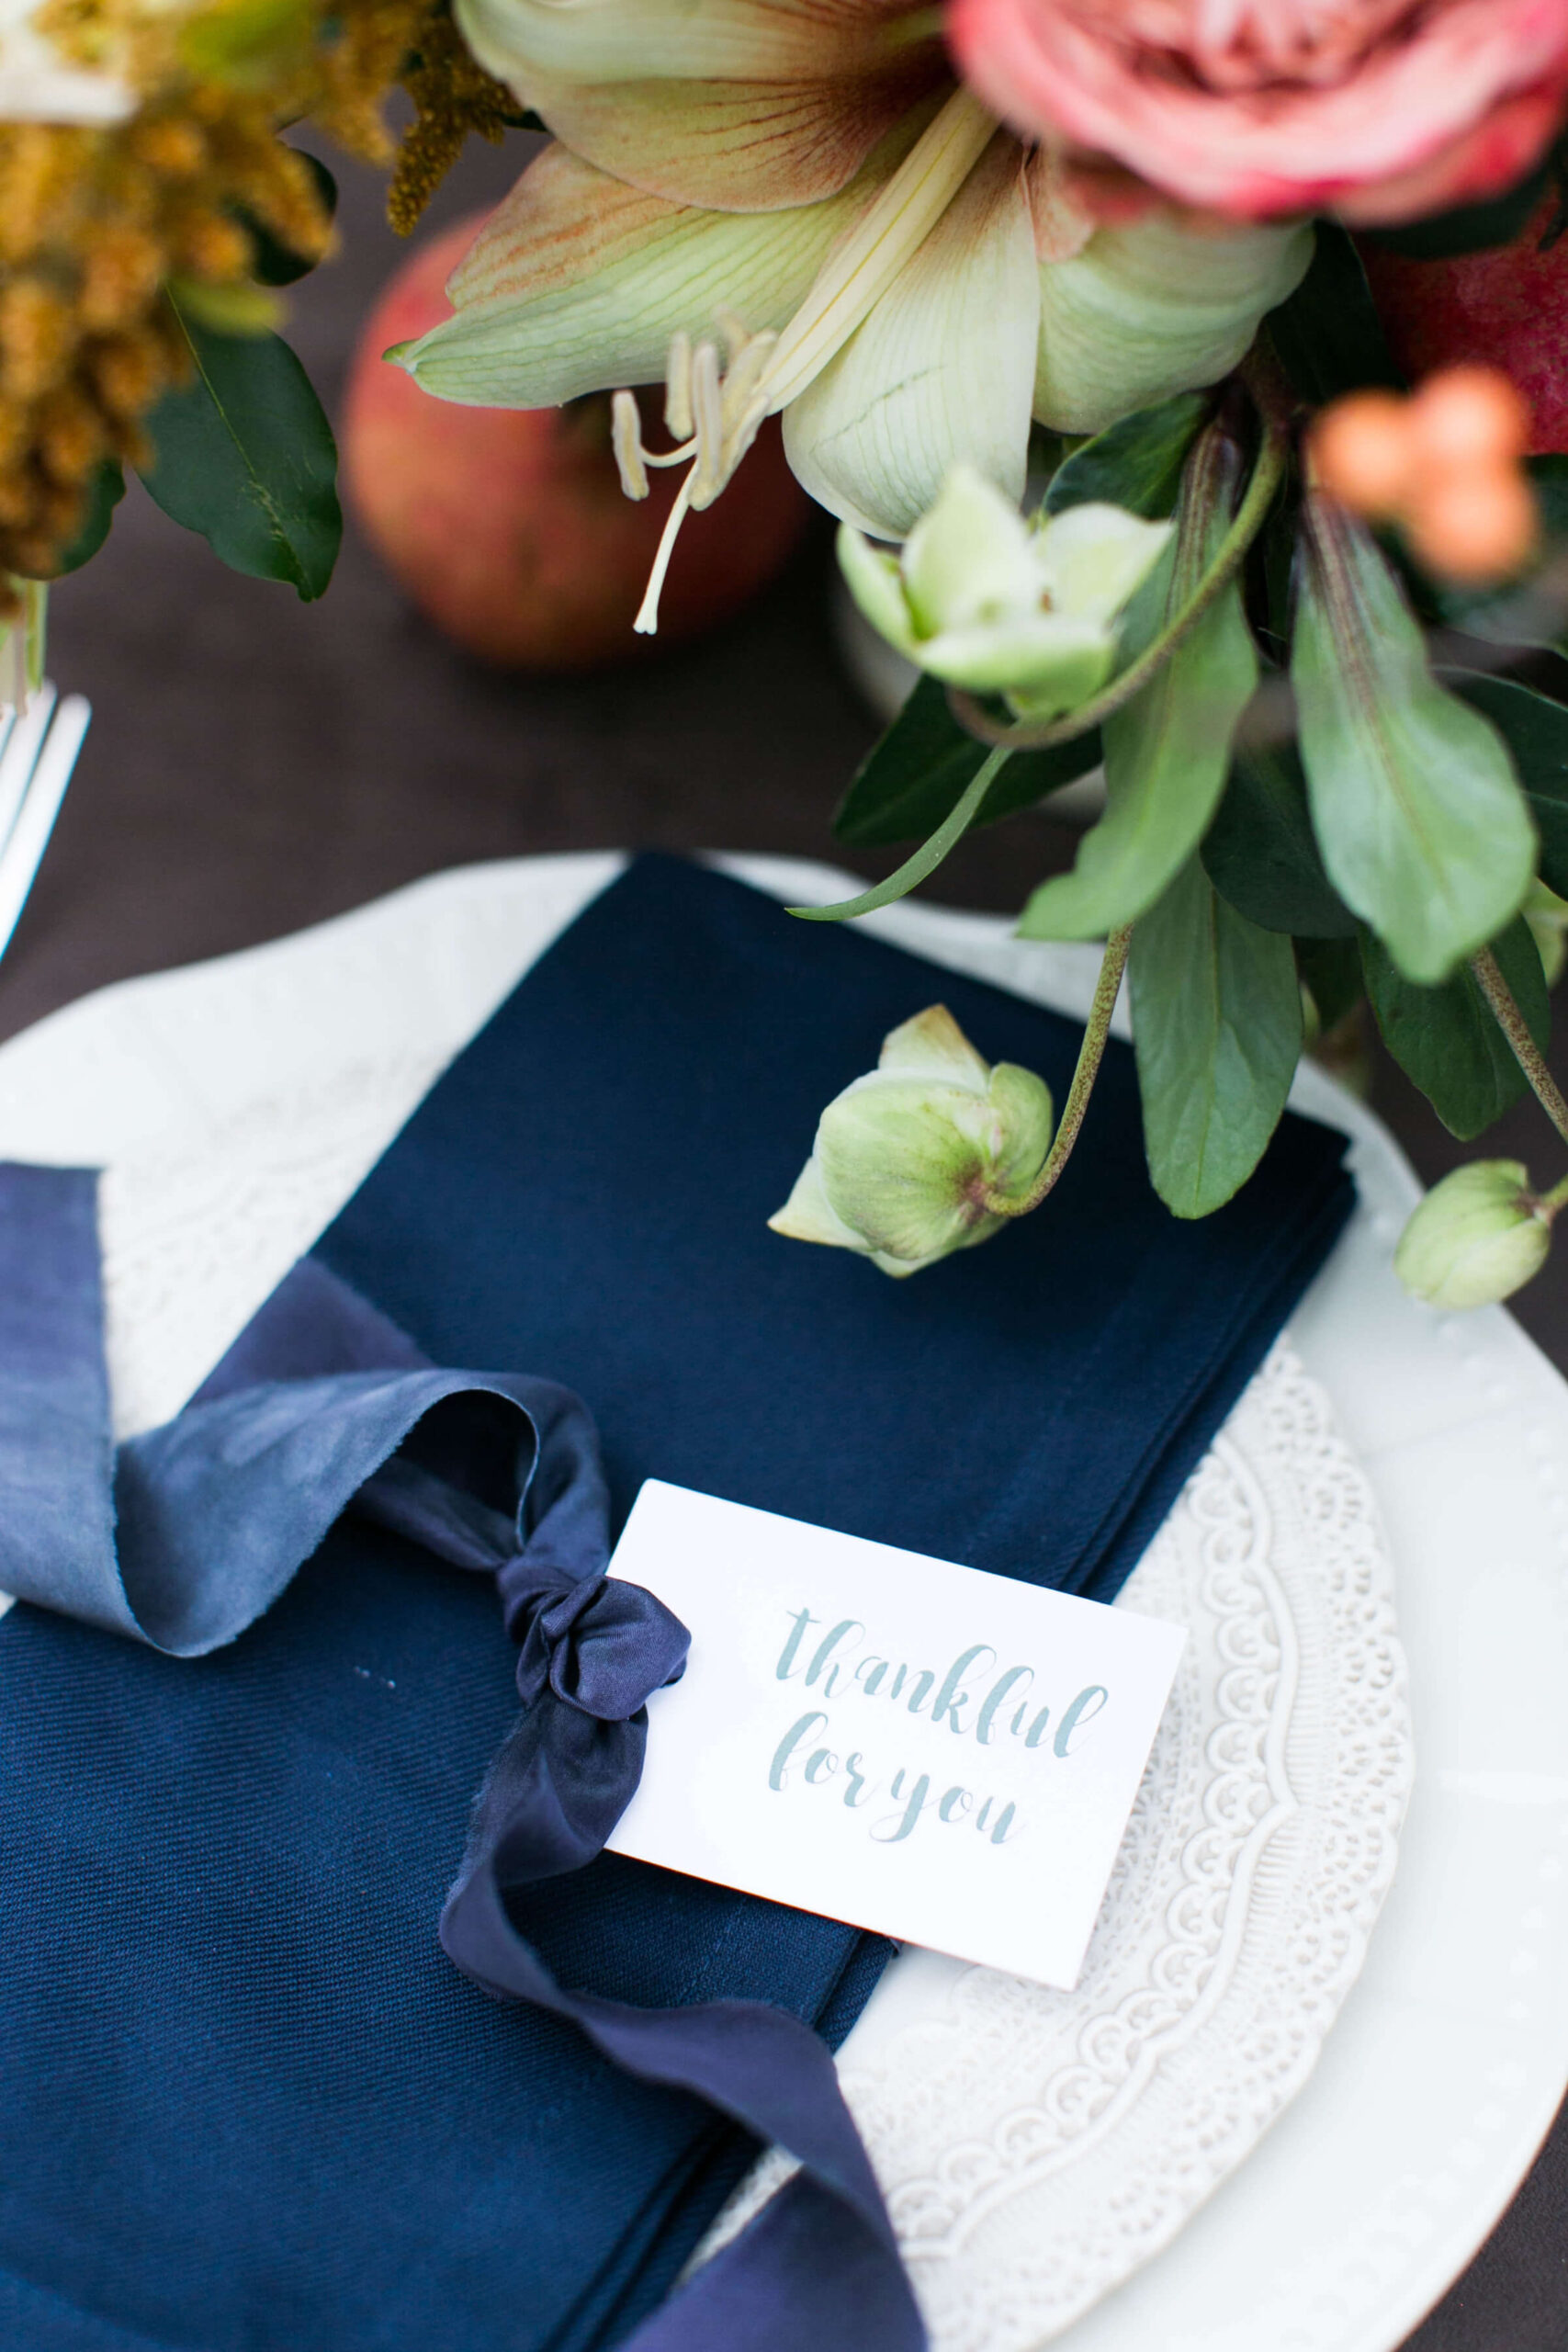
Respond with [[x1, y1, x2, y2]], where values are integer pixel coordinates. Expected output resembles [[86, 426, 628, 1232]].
[[605, 1481, 1186, 1989]]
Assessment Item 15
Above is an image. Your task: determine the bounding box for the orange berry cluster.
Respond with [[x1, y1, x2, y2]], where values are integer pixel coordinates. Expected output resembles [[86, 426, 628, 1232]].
[[1309, 366, 1537, 586]]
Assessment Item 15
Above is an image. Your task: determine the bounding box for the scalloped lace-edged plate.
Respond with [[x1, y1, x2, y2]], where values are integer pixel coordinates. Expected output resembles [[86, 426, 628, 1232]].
[[4, 849, 1557, 2352]]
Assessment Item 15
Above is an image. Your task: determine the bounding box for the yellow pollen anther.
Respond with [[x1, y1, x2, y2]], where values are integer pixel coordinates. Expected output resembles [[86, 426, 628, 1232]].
[[664, 331, 693, 441], [611, 390, 649, 501]]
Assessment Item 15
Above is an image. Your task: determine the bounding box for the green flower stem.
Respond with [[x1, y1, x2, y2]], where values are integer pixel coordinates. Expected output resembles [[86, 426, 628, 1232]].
[[948, 391, 1290, 756], [1471, 943, 1568, 1152], [982, 924, 1132, 1217], [1540, 1170, 1568, 1216], [788, 742, 1010, 922]]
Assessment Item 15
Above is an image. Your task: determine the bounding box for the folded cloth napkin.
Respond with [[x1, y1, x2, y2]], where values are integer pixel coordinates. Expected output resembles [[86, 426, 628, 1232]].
[[0, 855, 1354, 2352]]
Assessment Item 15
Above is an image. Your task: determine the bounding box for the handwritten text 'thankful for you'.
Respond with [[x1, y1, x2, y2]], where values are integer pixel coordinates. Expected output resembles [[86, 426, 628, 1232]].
[[766, 1607, 1111, 1849]]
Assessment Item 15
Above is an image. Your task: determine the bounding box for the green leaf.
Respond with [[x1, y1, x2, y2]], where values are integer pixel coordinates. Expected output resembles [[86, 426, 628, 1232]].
[[793, 745, 1010, 921], [1268, 222, 1403, 405], [1360, 163, 1550, 260], [833, 675, 1100, 847], [238, 152, 337, 286], [1018, 429, 1258, 943], [53, 460, 124, 574], [1297, 935, 1364, 1032], [1130, 855, 1303, 1218], [1258, 482, 1300, 663], [1043, 391, 1208, 523], [1202, 737, 1358, 937], [1292, 501, 1536, 982], [139, 301, 341, 599], [1443, 669, 1568, 899], [1362, 916, 1550, 1138]]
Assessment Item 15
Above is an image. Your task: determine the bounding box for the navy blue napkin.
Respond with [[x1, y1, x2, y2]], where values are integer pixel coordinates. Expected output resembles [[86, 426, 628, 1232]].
[[0, 854, 1353, 2352]]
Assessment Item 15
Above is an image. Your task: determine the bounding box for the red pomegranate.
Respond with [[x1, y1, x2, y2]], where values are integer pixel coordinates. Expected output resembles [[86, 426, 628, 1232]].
[[1360, 194, 1568, 453], [342, 212, 813, 669]]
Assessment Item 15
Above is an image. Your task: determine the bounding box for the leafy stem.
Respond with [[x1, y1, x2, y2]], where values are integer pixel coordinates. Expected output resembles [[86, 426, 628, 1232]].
[[947, 365, 1292, 755], [1471, 942, 1568, 1150], [788, 744, 1010, 921], [982, 924, 1133, 1216]]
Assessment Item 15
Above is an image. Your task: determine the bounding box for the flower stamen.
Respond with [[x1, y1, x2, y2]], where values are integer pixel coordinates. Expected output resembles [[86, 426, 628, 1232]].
[[634, 469, 697, 637], [664, 331, 694, 440], [624, 86, 997, 633], [690, 338, 725, 503], [610, 390, 649, 501]]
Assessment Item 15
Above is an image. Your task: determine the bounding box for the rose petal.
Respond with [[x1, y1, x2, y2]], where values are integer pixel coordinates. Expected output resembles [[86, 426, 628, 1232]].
[[949, 0, 1568, 224], [783, 132, 1039, 539]]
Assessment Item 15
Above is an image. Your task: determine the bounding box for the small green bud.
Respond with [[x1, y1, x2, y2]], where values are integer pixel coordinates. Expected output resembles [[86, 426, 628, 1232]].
[[768, 1005, 1053, 1278], [836, 465, 1169, 724], [1393, 1159, 1552, 1311]]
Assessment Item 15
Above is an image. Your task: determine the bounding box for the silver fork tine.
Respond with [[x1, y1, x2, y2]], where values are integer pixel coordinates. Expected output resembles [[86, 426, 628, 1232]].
[[0, 691, 89, 965], [0, 682, 56, 862]]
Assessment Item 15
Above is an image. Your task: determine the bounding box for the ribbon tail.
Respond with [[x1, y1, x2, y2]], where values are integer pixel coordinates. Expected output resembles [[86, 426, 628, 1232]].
[[441, 1785, 925, 2352], [631, 2172, 924, 2352]]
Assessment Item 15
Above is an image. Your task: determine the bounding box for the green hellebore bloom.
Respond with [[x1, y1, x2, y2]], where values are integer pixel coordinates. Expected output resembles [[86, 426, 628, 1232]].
[[1393, 1159, 1552, 1311], [838, 463, 1170, 720], [769, 1002, 1053, 1277]]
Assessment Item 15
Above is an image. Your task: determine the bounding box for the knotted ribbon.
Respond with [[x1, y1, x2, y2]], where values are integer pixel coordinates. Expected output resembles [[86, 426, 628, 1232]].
[[0, 1159, 925, 2352]]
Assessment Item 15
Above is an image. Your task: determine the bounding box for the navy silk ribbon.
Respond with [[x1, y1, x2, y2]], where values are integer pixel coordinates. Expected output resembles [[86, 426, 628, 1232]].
[[0, 1159, 924, 2352]]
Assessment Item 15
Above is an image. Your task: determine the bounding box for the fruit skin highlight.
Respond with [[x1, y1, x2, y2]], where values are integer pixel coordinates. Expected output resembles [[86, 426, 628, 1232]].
[[1360, 197, 1568, 455], [342, 213, 811, 672]]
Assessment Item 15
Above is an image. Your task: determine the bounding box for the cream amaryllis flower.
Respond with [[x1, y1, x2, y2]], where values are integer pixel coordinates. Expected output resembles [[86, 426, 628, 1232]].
[[395, 0, 1312, 627]]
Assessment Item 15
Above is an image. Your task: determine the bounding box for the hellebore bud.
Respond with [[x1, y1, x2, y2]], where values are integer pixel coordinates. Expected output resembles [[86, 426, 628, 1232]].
[[768, 1004, 1053, 1277], [837, 464, 1170, 724], [1393, 1159, 1551, 1310]]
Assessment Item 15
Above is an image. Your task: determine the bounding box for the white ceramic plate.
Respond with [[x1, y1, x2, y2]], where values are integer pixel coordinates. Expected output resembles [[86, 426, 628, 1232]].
[[1, 852, 1564, 2352]]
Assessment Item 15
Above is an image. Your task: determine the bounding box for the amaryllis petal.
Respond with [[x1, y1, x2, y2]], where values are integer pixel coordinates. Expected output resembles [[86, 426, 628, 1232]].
[[395, 140, 890, 409], [455, 0, 922, 90], [1033, 211, 1313, 435], [492, 58, 945, 213], [783, 133, 1039, 538]]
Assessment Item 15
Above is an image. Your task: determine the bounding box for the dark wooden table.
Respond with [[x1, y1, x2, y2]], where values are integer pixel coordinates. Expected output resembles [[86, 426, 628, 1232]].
[[3, 129, 1562, 2352]]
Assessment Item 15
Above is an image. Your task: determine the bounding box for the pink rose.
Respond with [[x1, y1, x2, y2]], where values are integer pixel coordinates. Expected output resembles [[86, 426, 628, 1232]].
[[946, 0, 1568, 225]]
